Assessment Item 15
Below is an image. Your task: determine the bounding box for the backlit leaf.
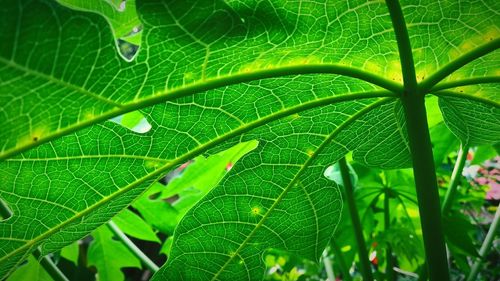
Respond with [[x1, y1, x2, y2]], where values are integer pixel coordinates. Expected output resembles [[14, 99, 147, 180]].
[[0, 0, 498, 279]]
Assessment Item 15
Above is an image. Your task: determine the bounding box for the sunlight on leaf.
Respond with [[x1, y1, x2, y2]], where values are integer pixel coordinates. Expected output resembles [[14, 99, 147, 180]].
[[0, 0, 498, 279]]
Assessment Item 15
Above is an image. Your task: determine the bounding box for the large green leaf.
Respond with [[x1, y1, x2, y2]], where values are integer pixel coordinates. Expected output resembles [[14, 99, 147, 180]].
[[0, 0, 499, 279], [0, 0, 404, 160]]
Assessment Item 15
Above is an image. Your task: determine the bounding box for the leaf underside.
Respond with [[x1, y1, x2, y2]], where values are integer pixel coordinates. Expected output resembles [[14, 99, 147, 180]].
[[0, 0, 498, 279]]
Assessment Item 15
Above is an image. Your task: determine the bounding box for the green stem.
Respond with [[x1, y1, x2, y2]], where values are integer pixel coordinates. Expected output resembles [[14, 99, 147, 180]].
[[385, 0, 449, 279], [322, 250, 336, 281], [384, 0, 418, 92], [441, 144, 469, 214], [32, 249, 69, 281], [384, 188, 396, 281], [331, 240, 352, 281], [338, 158, 373, 281], [107, 221, 159, 273], [466, 203, 500, 281]]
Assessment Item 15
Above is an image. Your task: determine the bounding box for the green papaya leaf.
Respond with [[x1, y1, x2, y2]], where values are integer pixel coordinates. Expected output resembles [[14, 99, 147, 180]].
[[430, 122, 460, 168], [112, 209, 160, 243], [6, 256, 52, 281], [160, 237, 173, 257], [376, 226, 424, 266], [425, 95, 444, 128], [0, 0, 499, 279], [87, 226, 141, 281], [131, 141, 257, 236], [161, 140, 259, 199], [438, 92, 500, 146], [132, 183, 180, 235]]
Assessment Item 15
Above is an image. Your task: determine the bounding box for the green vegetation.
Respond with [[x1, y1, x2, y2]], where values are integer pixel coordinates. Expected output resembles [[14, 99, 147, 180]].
[[0, 0, 498, 280]]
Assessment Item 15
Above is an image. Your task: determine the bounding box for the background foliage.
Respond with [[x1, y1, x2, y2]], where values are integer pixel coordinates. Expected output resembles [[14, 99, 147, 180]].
[[0, 0, 498, 280]]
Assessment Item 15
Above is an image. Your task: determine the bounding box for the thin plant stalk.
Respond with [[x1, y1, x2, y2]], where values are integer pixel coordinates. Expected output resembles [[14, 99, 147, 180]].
[[466, 203, 500, 281], [107, 221, 159, 272], [338, 158, 373, 281], [384, 188, 396, 281], [441, 144, 469, 214], [322, 250, 336, 281], [385, 0, 450, 279]]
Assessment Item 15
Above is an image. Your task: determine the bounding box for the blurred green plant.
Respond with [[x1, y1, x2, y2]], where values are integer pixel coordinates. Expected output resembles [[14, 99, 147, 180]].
[[1, 0, 498, 280]]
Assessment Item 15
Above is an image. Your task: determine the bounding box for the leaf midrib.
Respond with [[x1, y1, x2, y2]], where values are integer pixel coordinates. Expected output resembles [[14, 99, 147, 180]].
[[6, 154, 169, 162], [0, 90, 395, 266]]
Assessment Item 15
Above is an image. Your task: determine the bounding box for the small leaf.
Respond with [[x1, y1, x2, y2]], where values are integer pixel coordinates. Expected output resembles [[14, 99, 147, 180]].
[[60, 241, 80, 265], [160, 237, 173, 257], [6, 256, 52, 281], [110, 111, 152, 134], [430, 122, 460, 167], [161, 140, 259, 199], [112, 209, 160, 243], [87, 226, 141, 281], [133, 185, 179, 235], [324, 161, 359, 187], [56, 0, 142, 56]]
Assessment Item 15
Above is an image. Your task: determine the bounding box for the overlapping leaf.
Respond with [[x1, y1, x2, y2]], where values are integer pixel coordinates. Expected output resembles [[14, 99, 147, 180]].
[[0, 0, 402, 160], [437, 84, 500, 146], [0, 73, 401, 278], [87, 226, 141, 281], [0, 0, 499, 279], [153, 96, 417, 280], [402, 0, 500, 146]]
